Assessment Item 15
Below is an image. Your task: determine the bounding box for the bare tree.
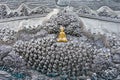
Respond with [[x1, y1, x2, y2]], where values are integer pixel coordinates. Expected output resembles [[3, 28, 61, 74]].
[[0, 5, 8, 19], [20, 6, 29, 16], [8, 12, 14, 18], [14, 12, 19, 17]]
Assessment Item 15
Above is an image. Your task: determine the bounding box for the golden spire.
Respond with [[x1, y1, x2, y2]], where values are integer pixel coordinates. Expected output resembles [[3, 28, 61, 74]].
[[57, 26, 68, 42]]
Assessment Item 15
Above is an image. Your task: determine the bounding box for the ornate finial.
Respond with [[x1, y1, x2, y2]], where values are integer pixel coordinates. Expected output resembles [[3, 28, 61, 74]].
[[57, 26, 68, 42]]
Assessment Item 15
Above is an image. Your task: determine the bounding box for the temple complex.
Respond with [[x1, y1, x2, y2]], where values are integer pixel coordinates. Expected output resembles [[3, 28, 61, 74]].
[[0, 0, 120, 80]]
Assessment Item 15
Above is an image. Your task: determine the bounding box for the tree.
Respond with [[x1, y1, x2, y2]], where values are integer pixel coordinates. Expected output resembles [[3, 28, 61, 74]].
[[0, 5, 8, 19], [98, 10, 109, 17], [20, 6, 29, 16], [8, 12, 14, 18], [14, 12, 19, 17]]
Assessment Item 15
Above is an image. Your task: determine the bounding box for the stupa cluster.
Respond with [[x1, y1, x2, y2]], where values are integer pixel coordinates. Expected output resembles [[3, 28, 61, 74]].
[[108, 35, 120, 49], [13, 33, 120, 79], [0, 28, 17, 44], [0, 7, 120, 80], [44, 10, 83, 36], [13, 35, 93, 79]]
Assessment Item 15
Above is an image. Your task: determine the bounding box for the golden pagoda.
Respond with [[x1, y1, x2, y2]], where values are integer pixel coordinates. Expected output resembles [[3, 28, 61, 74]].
[[57, 26, 68, 42]]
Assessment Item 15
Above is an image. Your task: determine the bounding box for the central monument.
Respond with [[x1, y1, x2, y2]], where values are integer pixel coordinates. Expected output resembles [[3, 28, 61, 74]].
[[57, 26, 68, 42]]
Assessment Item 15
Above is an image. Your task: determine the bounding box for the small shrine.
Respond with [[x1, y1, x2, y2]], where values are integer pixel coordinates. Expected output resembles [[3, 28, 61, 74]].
[[57, 26, 68, 42]]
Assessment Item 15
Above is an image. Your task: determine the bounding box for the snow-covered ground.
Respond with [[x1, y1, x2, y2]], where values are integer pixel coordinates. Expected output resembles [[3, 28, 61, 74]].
[[0, 9, 59, 32], [81, 17, 120, 36]]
